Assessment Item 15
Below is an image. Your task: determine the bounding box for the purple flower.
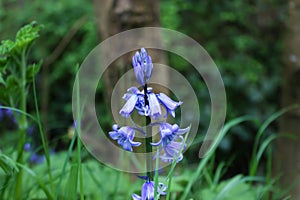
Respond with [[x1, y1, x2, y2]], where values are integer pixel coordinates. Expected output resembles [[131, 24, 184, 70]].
[[160, 137, 186, 163], [132, 48, 153, 86], [109, 125, 141, 152], [5, 109, 13, 117], [120, 87, 143, 118], [24, 143, 31, 151], [132, 177, 166, 200], [119, 87, 162, 119], [29, 153, 45, 164], [151, 123, 189, 147], [73, 120, 77, 128], [157, 93, 182, 118], [148, 92, 161, 119]]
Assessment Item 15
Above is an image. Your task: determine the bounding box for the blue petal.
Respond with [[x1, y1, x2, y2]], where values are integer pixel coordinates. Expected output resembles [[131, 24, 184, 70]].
[[142, 181, 154, 200], [132, 52, 141, 67], [134, 64, 145, 86], [120, 94, 138, 118], [112, 124, 119, 131], [130, 140, 141, 147], [140, 48, 148, 59], [150, 139, 162, 146], [122, 140, 133, 152], [177, 126, 190, 135], [109, 131, 119, 140], [132, 194, 141, 200], [148, 93, 161, 119], [157, 93, 182, 117]]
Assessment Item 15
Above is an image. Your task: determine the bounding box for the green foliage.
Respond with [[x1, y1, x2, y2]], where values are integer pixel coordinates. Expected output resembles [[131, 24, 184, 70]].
[[0, 21, 42, 105], [161, 0, 287, 174], [0, 0, 99, 134], [200, 175, 257, 200]]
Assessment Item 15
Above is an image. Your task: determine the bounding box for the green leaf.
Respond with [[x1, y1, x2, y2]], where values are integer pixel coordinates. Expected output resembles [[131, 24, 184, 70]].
[[26, 61, 42, 81], [0, 40, 15, 55], [0, 153, 19, 176], [14, 21, 43, 51]]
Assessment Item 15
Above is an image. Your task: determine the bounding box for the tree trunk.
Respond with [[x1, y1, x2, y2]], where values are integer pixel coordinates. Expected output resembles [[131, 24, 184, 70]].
[[274, 0, 300, 198], [93, 0, 168, 105]]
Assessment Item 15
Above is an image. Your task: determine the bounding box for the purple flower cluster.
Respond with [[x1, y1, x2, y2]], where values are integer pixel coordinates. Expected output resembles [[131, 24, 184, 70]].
[[108, 48, 189, 199], [119, 87, 182, 119]]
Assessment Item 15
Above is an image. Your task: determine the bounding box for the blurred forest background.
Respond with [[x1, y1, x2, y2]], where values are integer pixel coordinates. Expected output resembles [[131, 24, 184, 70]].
[[1, 0, 300, 199]]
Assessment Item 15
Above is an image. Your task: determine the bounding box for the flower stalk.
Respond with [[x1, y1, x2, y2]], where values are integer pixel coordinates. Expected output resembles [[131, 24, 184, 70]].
[[108, 48, 189, 199], [144, 84, 153, 180], [15, 48, 28, 199]]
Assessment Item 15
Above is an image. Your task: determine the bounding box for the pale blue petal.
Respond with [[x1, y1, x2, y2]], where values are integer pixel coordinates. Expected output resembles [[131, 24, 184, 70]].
[[150, 139, 162, 146], [134, 64, 145, 86], [122, 140, 133, 152], [130, 141, 141, 147], [109, 131, 119, 140], [120, 94, 138, 118], [132, 194, 141, 200], [157, 93, 182, 117], [148, 93, 161, 119], [177, 126, 190, 135]]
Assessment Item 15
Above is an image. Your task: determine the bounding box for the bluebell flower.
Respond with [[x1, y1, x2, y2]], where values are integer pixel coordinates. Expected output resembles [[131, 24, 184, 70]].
[[156, 93, 182, 118], [159, 137, 186, 163], [109, 124, 141, 152], [29, 153, 45, 164], [151, 123, 189, 147], [148, 92, 161, 119], [132, 48, 153, 86], [24, 143, 31, 151], [132, 177, 166, 200], [120, 87, 162, 119], [120, 87, 143, 118]]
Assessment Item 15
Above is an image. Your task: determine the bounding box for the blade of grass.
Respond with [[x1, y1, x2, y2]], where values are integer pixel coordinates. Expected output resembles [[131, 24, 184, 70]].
[[213, 162, 226, 185], [16, 163, 54, 199], [249, 105, 298, 176], [166, 126, 191, 200], [0, 106, 36, 122], [180, 116, 253, 200], [32, 65, 54, 193], [65, 163, 78, 200], [55, 129, 77, 200]]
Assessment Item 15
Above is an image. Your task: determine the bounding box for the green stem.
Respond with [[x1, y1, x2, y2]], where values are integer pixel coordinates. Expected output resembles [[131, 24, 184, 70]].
[[144, 84, 153, 180], [15, 48, 28, 199], [145, 116, 153, 179], [33, 66, 54, 194]]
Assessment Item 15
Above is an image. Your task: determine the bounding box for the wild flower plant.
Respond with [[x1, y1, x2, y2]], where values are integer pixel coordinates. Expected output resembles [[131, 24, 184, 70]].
[[0, 21, 52, 198], [108, 48, 189, 199]]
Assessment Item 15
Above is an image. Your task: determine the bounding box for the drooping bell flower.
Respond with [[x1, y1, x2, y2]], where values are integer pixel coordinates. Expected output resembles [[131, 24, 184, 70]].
[[109, 124, 141, 152]]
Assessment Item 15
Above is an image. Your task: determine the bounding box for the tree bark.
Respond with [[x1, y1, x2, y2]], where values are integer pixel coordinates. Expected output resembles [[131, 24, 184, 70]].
[[274, 0, 300, 198]]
